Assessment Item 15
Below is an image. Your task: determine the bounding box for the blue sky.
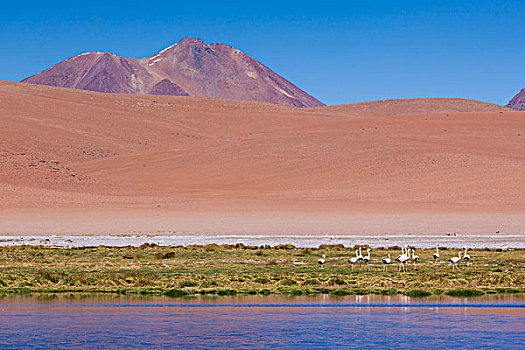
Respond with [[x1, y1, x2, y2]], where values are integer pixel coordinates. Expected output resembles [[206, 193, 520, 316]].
[[1, 0, 524, 106]]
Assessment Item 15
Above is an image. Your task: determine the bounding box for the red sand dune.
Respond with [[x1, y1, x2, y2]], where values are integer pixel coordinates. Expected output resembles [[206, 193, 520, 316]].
[[307, 98, 508, 117], [1, 80, 525, 236]]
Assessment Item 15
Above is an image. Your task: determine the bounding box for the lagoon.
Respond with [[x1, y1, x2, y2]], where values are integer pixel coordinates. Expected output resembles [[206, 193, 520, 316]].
[[0, 295, 523, 349]]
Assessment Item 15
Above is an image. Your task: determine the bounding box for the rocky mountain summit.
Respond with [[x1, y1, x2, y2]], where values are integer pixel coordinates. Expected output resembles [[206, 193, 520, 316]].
[[507, 88, 525, 110], [21, 38, 324, 108]]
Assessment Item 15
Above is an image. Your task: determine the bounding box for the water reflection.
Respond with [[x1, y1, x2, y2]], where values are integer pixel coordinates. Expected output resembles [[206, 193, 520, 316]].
[[0, 295, 523, 349], [0, 293, 523, 306]]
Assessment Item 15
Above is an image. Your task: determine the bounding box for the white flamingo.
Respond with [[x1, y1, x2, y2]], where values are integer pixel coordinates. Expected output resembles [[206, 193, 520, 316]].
[[432, 244, 440, 265], [348, 250, 359, 271], [382, 254, 392, 271], [463, 247, 471, 269], [363, 249, 371, 270], [449, 251, 462, 270], [463, 247, 470, 261], [395, 245, 405, 268], [411, 249, 419, 270], [396, 245, 410, 272], [317, 254, 326, 269], [400, 249, 411, 272], [396, 245, 405, 261], [357, 247, 364, 262]]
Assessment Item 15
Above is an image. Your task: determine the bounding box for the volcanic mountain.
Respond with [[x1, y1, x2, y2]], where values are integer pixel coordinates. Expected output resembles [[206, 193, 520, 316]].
[[21, 37, 324, 108], [507, 88, 525, 111]]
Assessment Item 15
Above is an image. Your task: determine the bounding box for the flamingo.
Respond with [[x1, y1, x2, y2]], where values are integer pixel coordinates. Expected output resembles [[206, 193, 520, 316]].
[[396, 246, 410, 272], [399, 248, 411, 272], [396, 245, 405, 260], [463, 247, 471, 269], [411, 249, 419, 270], [357, 247, 364, 262], [395, 245, 405, 268], [449, 251, 462, 270], [463, 247, 470, 261], [382, 254, 392, 271], [348, 250, 359, 271], [317, 254, 326, 269], [432, 244, 440, 265], [363, 249, 371, 270]]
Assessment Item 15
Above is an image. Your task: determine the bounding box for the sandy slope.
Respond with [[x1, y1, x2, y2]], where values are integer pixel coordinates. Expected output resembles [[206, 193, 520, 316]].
[[1, 81, 524, 238], [307, 98, 508, 117]]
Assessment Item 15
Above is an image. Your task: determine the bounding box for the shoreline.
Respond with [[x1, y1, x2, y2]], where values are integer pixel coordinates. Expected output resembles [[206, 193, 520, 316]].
[[1, 287, 523, 298], [2, 293, 524, 306], [0, 235, 522, 249]]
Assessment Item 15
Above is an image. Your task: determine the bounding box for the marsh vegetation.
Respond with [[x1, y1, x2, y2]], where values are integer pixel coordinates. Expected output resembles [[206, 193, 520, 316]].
[[0, 244, 522, 297]]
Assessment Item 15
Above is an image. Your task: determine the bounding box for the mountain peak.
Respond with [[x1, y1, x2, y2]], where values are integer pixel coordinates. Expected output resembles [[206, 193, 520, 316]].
[[507, 88, 525, 111], [22, 39, 323, 107], [179, 37, 205, 44]]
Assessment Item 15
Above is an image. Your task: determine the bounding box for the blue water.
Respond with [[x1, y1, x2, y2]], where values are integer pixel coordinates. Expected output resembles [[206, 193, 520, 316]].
[[0, 295, 523, 349]]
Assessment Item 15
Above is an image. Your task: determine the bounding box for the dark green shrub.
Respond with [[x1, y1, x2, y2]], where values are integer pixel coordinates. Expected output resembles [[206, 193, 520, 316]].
[[217, 289, 237, 296], [380, 288, 398, 295], [139, 288, 161, 295], [290, 288, 312, 295], [353, 288, 370, 295], [404, 290, 432, 297], [495, 288, 524, 294], [330, 289, 354, 296], [444, 288, 484, 297], [163, 288, 189, 297]]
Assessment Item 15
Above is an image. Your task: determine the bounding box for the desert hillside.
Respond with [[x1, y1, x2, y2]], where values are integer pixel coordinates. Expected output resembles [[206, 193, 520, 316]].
[[307, 98, 508, 117], [1, 80, 524, 234]]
